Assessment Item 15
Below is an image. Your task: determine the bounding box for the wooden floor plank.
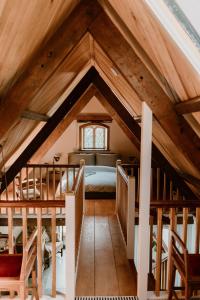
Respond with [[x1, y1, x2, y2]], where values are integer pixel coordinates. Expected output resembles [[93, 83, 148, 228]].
[[109, 215, 137, 295], [76, 216, 95, 296], [94, 216, 119, 295], [76, 199, 137, 296]]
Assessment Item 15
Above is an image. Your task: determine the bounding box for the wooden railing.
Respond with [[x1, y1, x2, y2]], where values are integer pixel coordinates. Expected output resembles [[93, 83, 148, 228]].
[[0, 164, 79, 216], [0, 163, 85, 298], [116, 162, 199, 296], [150, 201, 200, 296], [116, 160, 135, 259], [0, 200, 64, 297], [65, 164, 85, 300]]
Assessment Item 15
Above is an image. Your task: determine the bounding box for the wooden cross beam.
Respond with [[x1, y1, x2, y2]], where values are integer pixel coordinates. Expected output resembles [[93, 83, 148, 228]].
[[175, 96, 200, 115]]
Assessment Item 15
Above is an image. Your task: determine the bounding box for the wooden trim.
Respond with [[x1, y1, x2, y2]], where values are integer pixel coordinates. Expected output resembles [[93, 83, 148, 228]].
[[76, 113, 112, 122], [175, 96, 200, 115], [79, 122, 110, 150], [0, 200, 65, 208], [150, 201, 200, 208]]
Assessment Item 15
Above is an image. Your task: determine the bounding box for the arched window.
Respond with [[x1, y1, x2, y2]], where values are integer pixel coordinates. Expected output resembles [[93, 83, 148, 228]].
[[80, 123, 109, 150]]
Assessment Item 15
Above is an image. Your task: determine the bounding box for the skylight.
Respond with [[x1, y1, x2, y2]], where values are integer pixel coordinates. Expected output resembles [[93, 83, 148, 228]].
[[164, 0, 200, 50], [145, 0, 200, 75]]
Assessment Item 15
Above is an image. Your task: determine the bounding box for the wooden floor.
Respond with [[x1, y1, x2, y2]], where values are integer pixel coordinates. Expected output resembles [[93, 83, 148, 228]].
[[76, 200, 137, 296]]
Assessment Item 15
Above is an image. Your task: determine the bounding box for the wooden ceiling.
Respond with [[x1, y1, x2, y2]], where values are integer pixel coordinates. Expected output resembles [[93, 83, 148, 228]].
[[0, 0, 200, 197]]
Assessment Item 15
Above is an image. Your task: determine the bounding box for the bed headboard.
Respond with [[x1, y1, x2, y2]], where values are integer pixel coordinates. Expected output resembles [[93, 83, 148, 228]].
[[68, 152, 121, 167]]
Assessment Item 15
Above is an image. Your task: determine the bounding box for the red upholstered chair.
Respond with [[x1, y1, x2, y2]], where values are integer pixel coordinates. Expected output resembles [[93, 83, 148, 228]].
[[168, 230, 200, 300], [0, 229, 39, 299]]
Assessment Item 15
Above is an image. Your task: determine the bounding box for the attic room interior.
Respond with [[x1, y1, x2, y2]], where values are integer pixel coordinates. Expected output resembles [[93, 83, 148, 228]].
[[0, 0, 200, 299]]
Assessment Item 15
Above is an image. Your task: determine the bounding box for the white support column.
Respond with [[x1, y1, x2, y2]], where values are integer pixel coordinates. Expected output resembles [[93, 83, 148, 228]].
[[115, 159, 122, 213], [65, 192, 76, 300], [137, 102, 152, 300], [127, 176, 135, 259]]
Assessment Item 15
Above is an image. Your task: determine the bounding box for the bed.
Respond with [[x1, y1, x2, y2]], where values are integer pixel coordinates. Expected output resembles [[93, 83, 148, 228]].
[[56, 152, 120, 199]]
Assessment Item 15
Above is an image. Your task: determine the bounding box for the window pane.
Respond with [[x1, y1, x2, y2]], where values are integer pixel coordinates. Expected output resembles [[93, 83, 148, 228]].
[[95, 127, 105, 149], [84, 127, 93, 149]]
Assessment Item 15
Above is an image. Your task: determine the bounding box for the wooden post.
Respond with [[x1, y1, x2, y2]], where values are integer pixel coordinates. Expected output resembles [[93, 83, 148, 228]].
[[137, 102, 152, 300], [51, 207, 57, 297], [116, 159, 122, 213], [65, 192, 75, 300], [37, 208, 43, 296], [155, 208, 163, 296], [127, 176, 135, 259]]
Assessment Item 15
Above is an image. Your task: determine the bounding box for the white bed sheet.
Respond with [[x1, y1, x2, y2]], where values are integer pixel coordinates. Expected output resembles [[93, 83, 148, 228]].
[[56, 165, 116, 195]]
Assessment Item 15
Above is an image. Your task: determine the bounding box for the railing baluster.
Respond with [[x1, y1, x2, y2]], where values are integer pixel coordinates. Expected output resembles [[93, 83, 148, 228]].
[[37, 207, 43, 296], [51, 207, 57, 297], [155, 208, 163, 296], [195, 208, 200, 253]]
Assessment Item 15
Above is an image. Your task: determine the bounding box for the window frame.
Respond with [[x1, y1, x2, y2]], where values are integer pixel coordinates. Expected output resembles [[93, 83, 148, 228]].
[[79, 123, 110, 151]]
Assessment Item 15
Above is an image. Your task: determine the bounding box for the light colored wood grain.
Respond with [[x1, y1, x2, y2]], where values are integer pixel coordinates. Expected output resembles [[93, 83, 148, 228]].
[[77, 200, 136, 296], [76, 217, 95, 296], [94, 216, 119, 295], [51, 207, 57, 297], [109, 215, 137, 295], [37, 207, 43, 296], [155, 208, 163, 296]]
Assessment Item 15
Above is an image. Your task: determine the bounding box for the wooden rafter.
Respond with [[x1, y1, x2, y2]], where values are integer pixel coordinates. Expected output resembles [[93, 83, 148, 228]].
[[0, 68, 96, 192], [175, 96, 200, 115], [89, 10, 200, 170], [92, 72, 197, 199], [31, 85, 97, 163], [0, 0, 101, 141], [0, 68, 197, 199], [21, 110, 49, 122]]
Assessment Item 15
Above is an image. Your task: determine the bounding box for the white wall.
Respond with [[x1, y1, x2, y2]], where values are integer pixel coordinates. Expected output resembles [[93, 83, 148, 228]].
[[40, 97, 138, 164]]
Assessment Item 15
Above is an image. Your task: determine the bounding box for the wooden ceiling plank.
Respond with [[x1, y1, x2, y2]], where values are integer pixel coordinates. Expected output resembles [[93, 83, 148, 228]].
[[0, 0, 101, 141], [21, 110, 49, 122], [0, 68, 96, 192], [175, 96, 200, 115], [89, 11, 200, 170]]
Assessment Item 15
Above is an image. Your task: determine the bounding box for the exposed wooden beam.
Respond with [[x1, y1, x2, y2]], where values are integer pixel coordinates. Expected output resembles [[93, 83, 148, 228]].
[[89, 10, 200, 170], [92, 71, 197, 199], [0, 0, 101, 141], [0, 68, 96, 192], [1, 68, 197, 200], [175, 96, 200, 115], [76, 113, 112, 123], [31, 85, 97, 163], [21, 110, 49, 122]]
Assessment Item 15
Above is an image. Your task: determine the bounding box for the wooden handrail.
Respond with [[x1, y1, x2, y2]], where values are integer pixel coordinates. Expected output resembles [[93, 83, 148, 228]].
[[150, 200, 200, 208], [117, 165, 129, 184], [24, 229, 37, 253], [0, 200, 65, 208], [72, 165, 84, 193], [24, 163, 80, 168]]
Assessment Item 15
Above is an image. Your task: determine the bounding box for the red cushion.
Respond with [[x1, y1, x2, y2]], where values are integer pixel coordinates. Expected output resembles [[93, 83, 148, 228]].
[[0, 254, 22, 277], [188, 254, 200, 277]]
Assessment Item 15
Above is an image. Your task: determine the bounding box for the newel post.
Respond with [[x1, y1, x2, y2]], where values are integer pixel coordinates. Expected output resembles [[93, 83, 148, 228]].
[[137, 103, 152, 300]]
